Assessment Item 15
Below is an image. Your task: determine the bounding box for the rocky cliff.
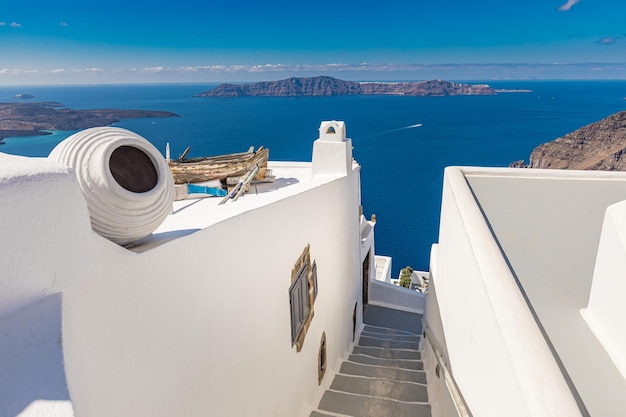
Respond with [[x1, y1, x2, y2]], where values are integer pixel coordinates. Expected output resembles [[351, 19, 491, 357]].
[[512, 111, 626, 170], [0, 102, 179, 141], [198, 76, 361, 97], [359, 79, 496, 96], [195, 76, 498, 97]]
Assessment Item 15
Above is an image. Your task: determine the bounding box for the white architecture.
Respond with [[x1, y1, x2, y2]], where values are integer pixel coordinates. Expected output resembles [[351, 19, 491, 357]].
[[2, 121, 411, 417], [2, 121, 626, 417], [424, 166, 626, 417]]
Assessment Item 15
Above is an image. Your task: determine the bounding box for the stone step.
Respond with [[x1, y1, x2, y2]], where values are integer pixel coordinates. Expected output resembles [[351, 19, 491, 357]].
[[358, 335, 419, 351], [310, 410, 352, 417], [362, 325, 418, 337], [311, 306, 430, 417], [348, 354, 424, 371], [352, 345, 421, 360], [330, 374, 428, 402], [340, 361, 427, 384], [360, 330, 420, 343], [318, 390, 431, 417], [362, 305, 423, 335]]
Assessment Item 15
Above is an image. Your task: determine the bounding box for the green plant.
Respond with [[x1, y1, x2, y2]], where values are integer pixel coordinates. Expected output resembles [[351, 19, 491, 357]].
[[399, 266, 413, 289]]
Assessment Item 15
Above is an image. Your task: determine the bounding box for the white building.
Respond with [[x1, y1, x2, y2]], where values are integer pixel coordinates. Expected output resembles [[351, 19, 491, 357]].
[[1, 122, 625, 417], [426, 166, 626, 417], [0, 122, 425, 417]]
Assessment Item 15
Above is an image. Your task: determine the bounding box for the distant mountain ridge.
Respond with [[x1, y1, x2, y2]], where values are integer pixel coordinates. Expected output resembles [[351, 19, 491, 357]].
[[195, 76, 498, 97], [511, 111, 626, 170]]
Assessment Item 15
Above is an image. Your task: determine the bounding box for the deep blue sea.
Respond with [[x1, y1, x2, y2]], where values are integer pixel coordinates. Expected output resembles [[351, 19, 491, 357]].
[[2, 81, 625, 274]]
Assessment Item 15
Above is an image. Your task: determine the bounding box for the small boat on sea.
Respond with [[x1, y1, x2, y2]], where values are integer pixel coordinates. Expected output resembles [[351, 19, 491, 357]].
[[167, 146, 270, 185]]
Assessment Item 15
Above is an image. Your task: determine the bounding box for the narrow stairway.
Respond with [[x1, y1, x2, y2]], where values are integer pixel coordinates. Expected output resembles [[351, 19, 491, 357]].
[[310, 305, 431, 417]]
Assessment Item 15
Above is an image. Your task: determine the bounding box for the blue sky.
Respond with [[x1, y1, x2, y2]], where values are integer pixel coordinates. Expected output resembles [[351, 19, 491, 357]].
[[1, 0, 625, 84]]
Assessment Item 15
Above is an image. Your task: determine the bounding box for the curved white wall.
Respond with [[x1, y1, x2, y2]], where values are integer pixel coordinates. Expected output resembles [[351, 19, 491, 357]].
[[0, 154, 94, 318], [1, 124, 373, 417], [60, 166, 363, 417], [0, 154, 97, 417], [427, 167, 583, 417], [1, 130, 365, 417]]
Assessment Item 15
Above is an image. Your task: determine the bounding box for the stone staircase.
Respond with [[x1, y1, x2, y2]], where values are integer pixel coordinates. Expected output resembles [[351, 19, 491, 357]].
[[310, 305, 431, 417]]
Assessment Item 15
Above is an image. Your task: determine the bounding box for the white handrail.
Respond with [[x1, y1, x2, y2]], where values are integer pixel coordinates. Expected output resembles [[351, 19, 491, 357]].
[[424, 323, 472, 417]]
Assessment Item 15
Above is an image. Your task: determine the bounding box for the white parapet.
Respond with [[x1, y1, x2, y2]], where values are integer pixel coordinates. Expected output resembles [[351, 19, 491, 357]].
[[374, 255, 392, 282], [428, 167, 584, 417], [368, 279, 425, 314], [0, 153, 93, 318], [582, 200, 626, 380]]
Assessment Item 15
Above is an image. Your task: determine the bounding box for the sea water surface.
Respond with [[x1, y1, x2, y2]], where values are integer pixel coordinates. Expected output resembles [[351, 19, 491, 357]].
[[2, 81, 625, 274]]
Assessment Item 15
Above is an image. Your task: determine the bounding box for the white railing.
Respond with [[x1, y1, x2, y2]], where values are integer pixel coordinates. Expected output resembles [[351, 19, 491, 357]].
[[423, 322, 473, 417]]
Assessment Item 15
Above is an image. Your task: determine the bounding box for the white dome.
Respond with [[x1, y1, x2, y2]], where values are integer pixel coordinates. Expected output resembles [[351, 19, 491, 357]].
[[49, 127, 174, 246]]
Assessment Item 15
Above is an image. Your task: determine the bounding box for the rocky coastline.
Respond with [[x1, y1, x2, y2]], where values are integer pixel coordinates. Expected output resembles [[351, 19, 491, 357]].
[[195, 76, 505, 98], [511, 111, 626, 170], [0, 101, 179, 143]]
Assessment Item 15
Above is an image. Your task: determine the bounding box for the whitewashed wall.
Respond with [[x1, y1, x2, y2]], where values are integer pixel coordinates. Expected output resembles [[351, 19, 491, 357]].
[[427, 167, 583, 417], [584, 200, 626, 380], [61, 153, 363, 416], [0, 154, 96, 416], [0, 129, 365, 417], [368, 279, 425, 314], [0, 154, 94, 317], [423, 246, 457, 417]]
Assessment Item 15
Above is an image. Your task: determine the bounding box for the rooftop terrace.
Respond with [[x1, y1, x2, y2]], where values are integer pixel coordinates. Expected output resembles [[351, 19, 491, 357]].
[[132, 161, 317, 252]]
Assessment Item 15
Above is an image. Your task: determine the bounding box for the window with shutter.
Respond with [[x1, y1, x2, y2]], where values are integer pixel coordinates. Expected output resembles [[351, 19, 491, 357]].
[[289, 245, 316, 351], [290, 264, 309, 343]]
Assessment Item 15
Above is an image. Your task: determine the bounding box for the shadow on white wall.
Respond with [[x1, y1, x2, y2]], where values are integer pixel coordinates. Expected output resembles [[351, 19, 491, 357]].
[[0, 294, 72, 417]]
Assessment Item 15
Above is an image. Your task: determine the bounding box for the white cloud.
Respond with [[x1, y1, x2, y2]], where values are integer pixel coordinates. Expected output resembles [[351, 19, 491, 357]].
[[0, 22, 6, 26], [177, 66, 220, 73], [60, 67, 104, 74], [3, 62, 626, 84], [596, 36, 619, 45], [557, 0, 580, 12], [9, 22, 21, 28], [141, 66, 169, 73], [169, 63, 415, 75], [21, 69, 40, 74], [60, 22, 68, 27], [1, 63, 623, 78]]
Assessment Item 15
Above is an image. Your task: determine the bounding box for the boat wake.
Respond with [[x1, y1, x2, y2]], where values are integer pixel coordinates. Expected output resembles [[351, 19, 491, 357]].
[[361, 123, 423, 139], [389, 123, 423, 133]]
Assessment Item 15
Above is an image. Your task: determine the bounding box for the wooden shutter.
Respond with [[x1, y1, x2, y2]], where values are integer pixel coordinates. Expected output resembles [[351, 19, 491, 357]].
[[290, 264, 309, 344]]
